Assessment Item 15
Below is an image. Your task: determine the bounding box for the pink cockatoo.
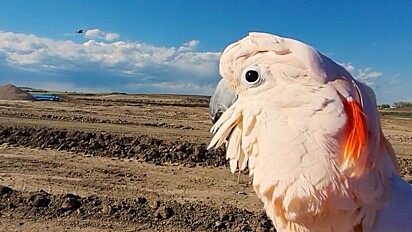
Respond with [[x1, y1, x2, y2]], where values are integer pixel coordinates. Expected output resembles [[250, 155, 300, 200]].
[[208, 32, 412, 232]]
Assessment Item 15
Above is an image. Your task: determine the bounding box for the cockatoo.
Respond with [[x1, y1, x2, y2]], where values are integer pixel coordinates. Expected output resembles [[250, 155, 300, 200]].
[[208, 32, 412, 232]]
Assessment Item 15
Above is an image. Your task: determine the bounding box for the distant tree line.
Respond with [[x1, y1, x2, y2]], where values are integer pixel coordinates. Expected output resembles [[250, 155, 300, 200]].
[[377, 101, 412, 109], [377, 104, 391, 109], [393, 101, 412, 108]]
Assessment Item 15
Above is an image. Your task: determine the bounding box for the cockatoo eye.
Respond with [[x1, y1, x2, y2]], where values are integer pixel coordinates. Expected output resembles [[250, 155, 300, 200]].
[[246, 70, 259, 82], [241, 65, 263, 88]]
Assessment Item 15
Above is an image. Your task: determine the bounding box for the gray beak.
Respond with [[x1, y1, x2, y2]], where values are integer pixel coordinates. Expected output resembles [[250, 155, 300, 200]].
[[209, 79, 238, 123]]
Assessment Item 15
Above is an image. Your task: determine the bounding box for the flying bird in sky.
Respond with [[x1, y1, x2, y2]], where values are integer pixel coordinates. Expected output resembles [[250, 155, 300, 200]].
[[76, 29, 83, 34], [208, 32, 412, 232]]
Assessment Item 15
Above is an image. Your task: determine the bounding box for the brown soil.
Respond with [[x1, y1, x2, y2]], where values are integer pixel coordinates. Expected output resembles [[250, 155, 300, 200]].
[[0, 93, 411, 231]]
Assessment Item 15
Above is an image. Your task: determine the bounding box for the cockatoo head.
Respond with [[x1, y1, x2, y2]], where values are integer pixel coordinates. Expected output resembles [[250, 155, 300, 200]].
[[211, 32, 359, 118], [209, 32, 384, 175]]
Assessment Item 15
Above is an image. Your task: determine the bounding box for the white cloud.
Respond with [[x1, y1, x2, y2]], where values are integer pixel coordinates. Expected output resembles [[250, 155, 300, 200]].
[[340, 62, 355, 73], [85, 29, 120, 41], [85, 29, 102, 38], [105, 32, 120, 41], [356, 68, 382, 81], [20, 81, 112, 93], [339, 62, 382, 81], [338, 62, 410, 104], [185, 40, 199, 48], [178, 40, 200, 52], [125, 82, 216, 95], [0, 31, 221, 95]]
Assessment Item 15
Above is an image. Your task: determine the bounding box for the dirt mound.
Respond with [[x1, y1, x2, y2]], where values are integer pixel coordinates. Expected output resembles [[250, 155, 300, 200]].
[[0, 186, 275, 231], [0, 125, 228, 167], [1, 125, 411, 179], [0, 84, 34, 100]]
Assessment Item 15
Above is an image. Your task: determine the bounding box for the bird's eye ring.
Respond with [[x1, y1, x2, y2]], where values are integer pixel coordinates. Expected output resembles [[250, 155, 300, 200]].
[[241, 65, 263, 88]]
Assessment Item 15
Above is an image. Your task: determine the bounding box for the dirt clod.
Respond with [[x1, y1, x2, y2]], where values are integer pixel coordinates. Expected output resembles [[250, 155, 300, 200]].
[[60, 194, 81, 211], [155, 206, 174, 219], [28, 190, 50, 207], [0, 186, 13, 196]]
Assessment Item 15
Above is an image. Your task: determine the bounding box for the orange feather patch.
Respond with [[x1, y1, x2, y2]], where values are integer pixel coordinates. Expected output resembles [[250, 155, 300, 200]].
[[343, 100, 367, 164]]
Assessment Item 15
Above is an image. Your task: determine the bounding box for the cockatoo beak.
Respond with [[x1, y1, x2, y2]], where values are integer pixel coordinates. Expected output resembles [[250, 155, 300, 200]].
[[209, 79, 238, 123]]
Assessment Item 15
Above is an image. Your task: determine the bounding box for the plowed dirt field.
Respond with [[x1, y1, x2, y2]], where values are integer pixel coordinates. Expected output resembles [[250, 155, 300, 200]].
[[0, 94, 411, 231]]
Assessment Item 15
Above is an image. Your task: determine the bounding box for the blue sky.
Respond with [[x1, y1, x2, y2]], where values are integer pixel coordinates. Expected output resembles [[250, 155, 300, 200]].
[[0, 0, 411, 104]]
